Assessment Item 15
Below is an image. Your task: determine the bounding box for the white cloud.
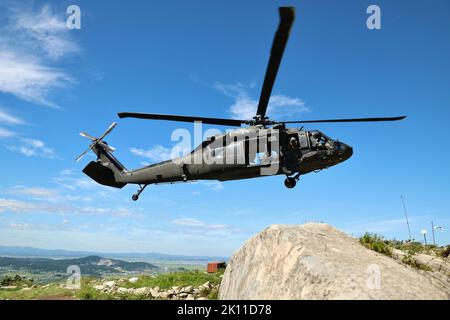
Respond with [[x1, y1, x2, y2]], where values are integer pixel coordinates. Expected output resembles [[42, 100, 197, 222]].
[[10, 5, 79, 59], [0, 126, 16, 138], [130, 144, 189, 162], [0, 4, 78, 107], [0, 109, 25, 125], [0, 51, 73, 108], [172, 218, 209, 227], [202, 181, 224, 191], [7, 137, 57, 158], [171, 217, 244, 236], [0, 198, 40, 213], [80, 207, 135, 218], [130, 145, 172, 162], [0, 198, 69, 214], [53, 176, 100, 190], [0, 197, 136, 218], [60, 168, 73, 176], [228, 98, 257, 120], [8, 186, 58, 198], [0, 109, 60, 158], [8, 222, 33, 230], [215, 82, 310, 120], [172, 218, 229, 230]]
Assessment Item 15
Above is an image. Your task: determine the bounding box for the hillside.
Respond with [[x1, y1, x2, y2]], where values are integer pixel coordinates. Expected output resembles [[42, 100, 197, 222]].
[[0, 270, 222, 300], [1, 224, 449, 300], [0, 255, 158, 280], [0, 246, 227, 264]]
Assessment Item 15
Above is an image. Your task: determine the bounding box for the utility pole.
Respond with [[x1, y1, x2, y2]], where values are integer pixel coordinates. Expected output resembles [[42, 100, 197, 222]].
[[401, 195, 412, 240], [431, 221, 436, 245]]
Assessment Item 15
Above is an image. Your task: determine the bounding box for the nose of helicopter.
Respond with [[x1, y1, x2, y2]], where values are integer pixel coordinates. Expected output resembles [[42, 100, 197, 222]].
[[334, 142, 353, 161], [342, 144, 353, 160]]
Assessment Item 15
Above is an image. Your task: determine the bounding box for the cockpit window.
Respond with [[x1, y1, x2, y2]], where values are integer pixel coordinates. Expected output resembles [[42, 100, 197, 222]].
[[309, 131, 333, 150]]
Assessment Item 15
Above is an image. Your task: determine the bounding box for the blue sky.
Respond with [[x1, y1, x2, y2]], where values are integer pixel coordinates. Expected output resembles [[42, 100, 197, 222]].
[[0, 0, 449, 256]]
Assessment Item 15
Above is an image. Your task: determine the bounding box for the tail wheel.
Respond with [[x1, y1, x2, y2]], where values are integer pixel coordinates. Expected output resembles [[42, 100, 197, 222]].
[[284, 177, 296, 189]]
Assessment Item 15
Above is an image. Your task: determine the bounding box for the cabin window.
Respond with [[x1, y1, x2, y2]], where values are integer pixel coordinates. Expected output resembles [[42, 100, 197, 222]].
[[298, 132, 308, 149]]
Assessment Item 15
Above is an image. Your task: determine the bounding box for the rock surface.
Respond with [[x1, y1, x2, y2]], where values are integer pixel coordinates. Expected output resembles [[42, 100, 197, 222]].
[[219, 223, 449, 300], [92, 279, 217, 300]]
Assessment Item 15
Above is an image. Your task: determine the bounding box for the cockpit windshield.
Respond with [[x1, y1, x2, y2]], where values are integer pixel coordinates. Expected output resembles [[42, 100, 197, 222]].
[[309, 130, 333, 150]]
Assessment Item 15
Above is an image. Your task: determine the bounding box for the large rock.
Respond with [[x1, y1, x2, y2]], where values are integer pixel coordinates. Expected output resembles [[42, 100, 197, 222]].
[[219, 223, 449, 300]]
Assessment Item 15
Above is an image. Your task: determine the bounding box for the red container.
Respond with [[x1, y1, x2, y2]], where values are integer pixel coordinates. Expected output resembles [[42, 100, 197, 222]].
[[207, 262, 226, 273]]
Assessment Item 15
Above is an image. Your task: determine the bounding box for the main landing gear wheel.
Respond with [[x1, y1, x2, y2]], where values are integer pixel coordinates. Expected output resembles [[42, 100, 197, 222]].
[[284, 177, 296, 189], [132, 184, 148, 201]]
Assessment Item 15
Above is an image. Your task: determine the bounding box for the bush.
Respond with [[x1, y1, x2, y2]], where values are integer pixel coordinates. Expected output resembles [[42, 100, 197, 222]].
[[401, 254, 432, 272], [0, 275, 33, 287], [440, 246, 450, 258], [359, 233, 392, 256]]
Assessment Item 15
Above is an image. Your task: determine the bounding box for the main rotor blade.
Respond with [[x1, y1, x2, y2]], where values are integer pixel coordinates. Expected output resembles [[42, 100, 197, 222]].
[[118, 112, 245, 127], [282, 116, 407, 124], [256, 7, 295, 118]]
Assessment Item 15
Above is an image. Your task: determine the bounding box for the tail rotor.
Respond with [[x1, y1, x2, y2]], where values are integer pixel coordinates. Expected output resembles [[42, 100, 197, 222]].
[[76, 122, 117, 162]]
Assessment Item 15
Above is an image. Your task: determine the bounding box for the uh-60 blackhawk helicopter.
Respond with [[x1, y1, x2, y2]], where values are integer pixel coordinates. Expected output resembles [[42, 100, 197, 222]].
[[76, 7, 405, 201]]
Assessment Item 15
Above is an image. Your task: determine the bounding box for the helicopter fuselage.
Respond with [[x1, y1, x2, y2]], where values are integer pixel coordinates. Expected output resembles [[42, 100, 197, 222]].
[[114, 125, 353, 186]]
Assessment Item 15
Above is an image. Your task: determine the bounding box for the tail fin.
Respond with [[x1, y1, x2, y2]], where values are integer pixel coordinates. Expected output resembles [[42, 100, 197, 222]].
[[83, 145, 127, 188]]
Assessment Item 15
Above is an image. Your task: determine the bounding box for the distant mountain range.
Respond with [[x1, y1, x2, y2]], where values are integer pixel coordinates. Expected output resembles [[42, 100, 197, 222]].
[[0, 255, 158, 279], [0, 246, 227, 264]]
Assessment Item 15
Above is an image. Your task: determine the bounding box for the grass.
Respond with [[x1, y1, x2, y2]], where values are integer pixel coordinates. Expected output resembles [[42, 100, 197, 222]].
[[401, 254, 432, 272], [359, 233, 392, 256], [123, 270, 223, 290], [0, 283, 75, 300], [359, 233, 450, 272], [389, 241, 449, 257], [393, 242, 435, 255], [0, 270, 224, 300], [358, 233, 450, 258], [441, 245, 450, 258]]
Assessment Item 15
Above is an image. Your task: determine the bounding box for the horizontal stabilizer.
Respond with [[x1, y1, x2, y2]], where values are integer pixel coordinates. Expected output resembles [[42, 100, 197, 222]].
[[83, 161, 126, 188]]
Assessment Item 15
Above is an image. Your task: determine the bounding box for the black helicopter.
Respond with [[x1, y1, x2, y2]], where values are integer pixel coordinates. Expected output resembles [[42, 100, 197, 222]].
[[76, 7, 405, 201]]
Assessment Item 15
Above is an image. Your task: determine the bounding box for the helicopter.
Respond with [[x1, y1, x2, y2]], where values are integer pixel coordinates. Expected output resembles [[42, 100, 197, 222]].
[[76, 7, 405, 201]]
